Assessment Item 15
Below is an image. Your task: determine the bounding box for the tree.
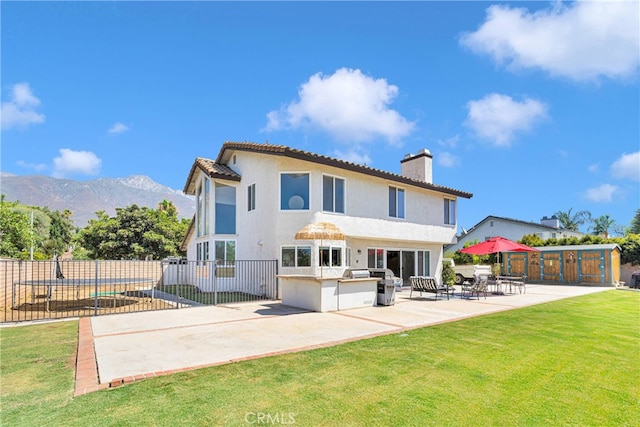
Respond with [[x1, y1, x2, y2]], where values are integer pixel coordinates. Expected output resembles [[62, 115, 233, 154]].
[[520, 234, 544, 247], [619, 234, 640, 265], [43, 208, 76, 257], [0, 195, 31, 258], [591, 214, 617, 238], [629, 209, 640, 235], [78, 204, 189, 260], [441, 261, 455, 287], [157, 199, 178, 217], [555, 208, 591, 231]]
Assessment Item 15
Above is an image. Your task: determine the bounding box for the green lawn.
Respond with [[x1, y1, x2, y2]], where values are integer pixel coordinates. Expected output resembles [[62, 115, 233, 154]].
[[155, 284, 262, 304], [1, 291, 638, 426]]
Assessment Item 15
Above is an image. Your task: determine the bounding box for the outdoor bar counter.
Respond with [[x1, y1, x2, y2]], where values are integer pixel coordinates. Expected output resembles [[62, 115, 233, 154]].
[[278, 275, 378, 312]]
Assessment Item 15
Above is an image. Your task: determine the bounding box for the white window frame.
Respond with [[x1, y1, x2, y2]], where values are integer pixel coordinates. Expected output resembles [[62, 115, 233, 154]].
[[247, 183, 256, 212], [322, 174, 346, 214], [367, 248, 385, 269], [280, 172, 310, 211], [444, 198, 456, 225], [281, 245, 312, 267], [196, 241, 209, 265], [389, 186, 405, 219], [319, 246, 343, 267], [214, 182, 236, 235], [417, 250, 430, 276]]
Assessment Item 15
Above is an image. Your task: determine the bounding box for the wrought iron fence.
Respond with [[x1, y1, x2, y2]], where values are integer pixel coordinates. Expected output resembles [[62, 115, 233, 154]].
[[158, 259, 279, 306], [1, 259, 278, 323]]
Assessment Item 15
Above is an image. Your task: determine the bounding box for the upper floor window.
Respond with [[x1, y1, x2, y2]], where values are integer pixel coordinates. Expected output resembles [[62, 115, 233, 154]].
[[196, 178, 210, 237], [323, 175, 345, 213], [281, 173, 309, 210], [247, 183, 256, 212], [389, 186, 405, 218], [444, 198, 456, 225], [215, 183, 236, 234]]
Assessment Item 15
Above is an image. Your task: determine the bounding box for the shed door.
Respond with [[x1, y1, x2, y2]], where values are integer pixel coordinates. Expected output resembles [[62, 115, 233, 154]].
[[564, 251, 578, 283], [507, 253, 527, 277], [579, 251, 605, 284], [541, 252, 562, 282]]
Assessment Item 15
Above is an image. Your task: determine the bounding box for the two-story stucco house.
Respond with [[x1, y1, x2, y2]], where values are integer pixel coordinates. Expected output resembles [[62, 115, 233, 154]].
[[181, 142, 472, 287]]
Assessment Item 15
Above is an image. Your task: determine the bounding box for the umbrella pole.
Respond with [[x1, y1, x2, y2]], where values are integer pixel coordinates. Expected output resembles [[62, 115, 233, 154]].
[[320, 238, 323, 279]]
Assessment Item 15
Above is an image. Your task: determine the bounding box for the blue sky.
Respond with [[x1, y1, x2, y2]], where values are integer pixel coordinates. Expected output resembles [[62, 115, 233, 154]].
[[2, 1, 639, 234]]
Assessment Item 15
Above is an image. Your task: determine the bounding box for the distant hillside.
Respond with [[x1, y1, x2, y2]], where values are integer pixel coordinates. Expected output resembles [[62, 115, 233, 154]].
[[0, 173, 195, 227]]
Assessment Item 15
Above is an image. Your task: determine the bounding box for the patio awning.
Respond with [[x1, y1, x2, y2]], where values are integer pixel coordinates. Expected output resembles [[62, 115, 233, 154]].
[[295, 222, 345, 241]]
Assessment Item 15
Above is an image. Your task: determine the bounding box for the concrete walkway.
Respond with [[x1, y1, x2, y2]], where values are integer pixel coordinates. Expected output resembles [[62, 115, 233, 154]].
[[75, 284, 611, 396]]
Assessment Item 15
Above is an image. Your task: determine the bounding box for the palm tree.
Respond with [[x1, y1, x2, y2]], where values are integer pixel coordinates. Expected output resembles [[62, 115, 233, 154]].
[[591, 214, 616, 238], [157, 199, 178, 217], [555, 208, 591, 231]]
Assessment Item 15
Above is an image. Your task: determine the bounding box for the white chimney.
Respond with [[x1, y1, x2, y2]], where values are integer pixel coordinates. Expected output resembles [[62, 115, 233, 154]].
[[540, 215, 560, 228], [400, 149, 432, 183]]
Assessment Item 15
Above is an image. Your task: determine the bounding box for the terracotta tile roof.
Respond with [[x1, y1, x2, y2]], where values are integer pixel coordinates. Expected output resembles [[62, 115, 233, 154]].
[[215, 141, 473, 199], [183, 157, 241, 194]]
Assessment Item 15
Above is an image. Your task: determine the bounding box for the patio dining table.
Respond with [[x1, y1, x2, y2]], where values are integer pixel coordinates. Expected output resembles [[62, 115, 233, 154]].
[[495, 276, 526, 294]]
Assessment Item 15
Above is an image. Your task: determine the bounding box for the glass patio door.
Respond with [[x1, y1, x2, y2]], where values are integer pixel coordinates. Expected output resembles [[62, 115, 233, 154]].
[[401, 251, 416, 286]]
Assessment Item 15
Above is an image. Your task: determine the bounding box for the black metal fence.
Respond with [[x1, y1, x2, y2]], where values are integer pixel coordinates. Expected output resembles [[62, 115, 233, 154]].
[[158, 259, 279, 306], [1, 259, 278, 323]]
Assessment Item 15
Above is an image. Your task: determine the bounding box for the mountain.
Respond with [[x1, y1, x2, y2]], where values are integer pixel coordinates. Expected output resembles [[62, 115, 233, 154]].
[[0, 173, 195, 227]]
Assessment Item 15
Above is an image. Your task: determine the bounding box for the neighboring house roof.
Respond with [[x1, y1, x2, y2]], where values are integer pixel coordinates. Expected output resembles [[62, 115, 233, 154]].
[[463, 215, 577, 235], [184, 141, 473, 199], [183, 157, 241, 194], [445, 215, 585, 252]]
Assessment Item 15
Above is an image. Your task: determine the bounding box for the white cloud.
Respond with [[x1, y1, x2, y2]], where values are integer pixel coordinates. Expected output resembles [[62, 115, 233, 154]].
[[108, 122, 129, 135], [16, 160, 48, 172], [460, 1, 640, 81], [332, 149, 371, 166], [585, 183, 618, 203], [264, 68, 415, 144], [437, 135, 460, 148], [588, 163, 599, 173], [437, 152, 460, 168], [1, 82, 46, 130], [610, 151, 640, 181], [465, 93, 548, 146], [53, 148, 102, 178]]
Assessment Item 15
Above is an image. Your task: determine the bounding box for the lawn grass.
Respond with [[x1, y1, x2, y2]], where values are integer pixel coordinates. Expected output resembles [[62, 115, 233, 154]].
[[1, 290, 638, 426], [155, 284, 260, 304]]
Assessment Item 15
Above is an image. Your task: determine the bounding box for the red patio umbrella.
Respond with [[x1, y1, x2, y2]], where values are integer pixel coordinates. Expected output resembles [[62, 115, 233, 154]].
[[459, 236, 539, 256], [459, 236, 539, 271]]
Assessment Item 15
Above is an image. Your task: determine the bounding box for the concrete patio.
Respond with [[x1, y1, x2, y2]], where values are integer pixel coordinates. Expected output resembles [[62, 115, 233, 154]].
[[75, 284, 612, 395]]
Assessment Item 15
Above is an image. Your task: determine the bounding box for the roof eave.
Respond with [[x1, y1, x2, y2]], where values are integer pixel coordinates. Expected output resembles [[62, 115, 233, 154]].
[[215, 142, 473, 199], [183, 158, 242, 195]]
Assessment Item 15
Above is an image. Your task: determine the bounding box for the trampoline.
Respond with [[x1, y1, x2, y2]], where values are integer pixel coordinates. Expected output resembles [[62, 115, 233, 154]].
[[13, 277, 155, 312]]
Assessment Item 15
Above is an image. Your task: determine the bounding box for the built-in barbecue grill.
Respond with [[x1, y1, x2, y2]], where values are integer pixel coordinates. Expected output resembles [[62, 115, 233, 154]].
[[343, 269, 371, 279]]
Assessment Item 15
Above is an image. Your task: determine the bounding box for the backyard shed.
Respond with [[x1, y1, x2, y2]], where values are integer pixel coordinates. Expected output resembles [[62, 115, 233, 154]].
[[501, 244, 621, 286]]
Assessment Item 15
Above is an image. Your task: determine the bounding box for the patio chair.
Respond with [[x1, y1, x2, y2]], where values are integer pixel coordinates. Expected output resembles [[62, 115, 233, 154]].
[[461, 275, 488, 300], [508, 275, 526, 294], [409, 276, 450, 300]]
